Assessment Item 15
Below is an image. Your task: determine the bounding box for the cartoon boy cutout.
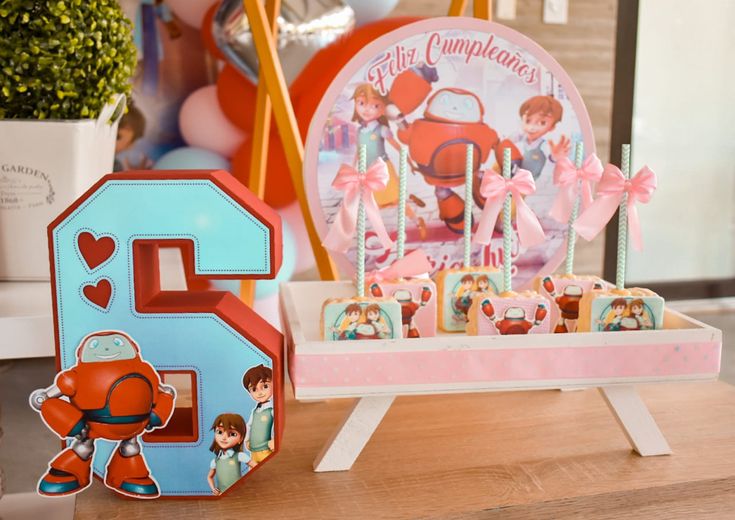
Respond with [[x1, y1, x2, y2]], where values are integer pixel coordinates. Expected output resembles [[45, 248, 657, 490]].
[[207, 413, 255, 496], [505, 95, 570, 179], [332, 303, 362, 340], [242, 365, 274, 465], [474, 96, 571, 209], [599, 298, 628, 331]]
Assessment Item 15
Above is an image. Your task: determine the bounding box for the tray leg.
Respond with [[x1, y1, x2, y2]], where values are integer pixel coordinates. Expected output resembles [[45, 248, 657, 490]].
[[313, 396, 395, 472], [598, 386, 672, 456]]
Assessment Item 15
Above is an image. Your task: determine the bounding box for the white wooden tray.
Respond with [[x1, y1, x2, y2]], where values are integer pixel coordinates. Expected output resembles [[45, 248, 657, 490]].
[[279, 281, 722, 472]]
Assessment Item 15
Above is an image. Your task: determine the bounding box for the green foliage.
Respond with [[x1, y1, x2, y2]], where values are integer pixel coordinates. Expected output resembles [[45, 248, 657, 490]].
[[0, 0, 136, 120]]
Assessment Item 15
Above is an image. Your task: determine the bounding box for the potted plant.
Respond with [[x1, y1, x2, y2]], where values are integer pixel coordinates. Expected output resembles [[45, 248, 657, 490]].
[[0, 0, 136, 280]]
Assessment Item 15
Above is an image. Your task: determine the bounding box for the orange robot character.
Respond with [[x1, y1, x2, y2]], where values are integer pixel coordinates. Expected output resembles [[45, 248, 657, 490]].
[[390, 79, 499, 234], [480, 299, 548, 335], [29, 331, 176, 498], [370, 283, 432, 338], [542, 277, 604, 333]]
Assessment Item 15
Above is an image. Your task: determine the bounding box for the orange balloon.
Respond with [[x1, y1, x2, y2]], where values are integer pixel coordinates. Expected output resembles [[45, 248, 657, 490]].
[[200, 2, 225, 61], [216, 65, 258, 131], [231, 131, 297, 208]]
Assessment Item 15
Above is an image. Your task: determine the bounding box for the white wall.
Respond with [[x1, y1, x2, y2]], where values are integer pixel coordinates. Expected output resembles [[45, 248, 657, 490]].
[[627, 0, 735, 283]]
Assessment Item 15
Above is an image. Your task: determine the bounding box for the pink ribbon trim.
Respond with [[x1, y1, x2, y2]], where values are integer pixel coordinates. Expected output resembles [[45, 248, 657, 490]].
[[474, 168, 545, 248], [365, 249, 432, 283], [574, 163, 657, 251], [549, 154, 603, 223], [322, 159, 394, 253]]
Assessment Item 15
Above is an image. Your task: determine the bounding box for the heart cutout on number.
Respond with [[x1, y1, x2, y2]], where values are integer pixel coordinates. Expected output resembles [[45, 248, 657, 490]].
[[82, 279, 113, 310], [77, 231, 116, 270]]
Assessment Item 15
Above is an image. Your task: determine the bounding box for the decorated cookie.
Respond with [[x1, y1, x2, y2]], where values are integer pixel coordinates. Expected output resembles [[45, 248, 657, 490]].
[[535, 274, 604, 333], [466, 291, 550, 335], [321, 297, 403, 341], [577, 288, 665, 332], [436, 267, 503, 332], [369, 278, 436, 338]]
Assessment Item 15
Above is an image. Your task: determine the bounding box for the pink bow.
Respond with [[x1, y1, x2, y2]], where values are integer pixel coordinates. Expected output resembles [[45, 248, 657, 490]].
[[322, 159, 394, 253], [549, 154, 603, 223], [474, 169, 545, 247], [574, 164, 656, 251], [366, 249, 432, 283]]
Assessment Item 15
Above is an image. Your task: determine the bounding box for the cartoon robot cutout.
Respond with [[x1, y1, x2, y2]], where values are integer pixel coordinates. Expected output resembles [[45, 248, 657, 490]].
[[537, 275, 605, 333], [479, 299, 548, 335], [390, 70, 500, 234], [29, 331, 175, 498], [370, 283, 433, 338]]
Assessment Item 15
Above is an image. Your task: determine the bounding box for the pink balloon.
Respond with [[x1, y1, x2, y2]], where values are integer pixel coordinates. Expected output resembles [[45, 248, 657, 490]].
[[253, 292, 281, 332], [179, 85, 247, 158], [167, 0, 216, 28], [278, 201, 316, 274]]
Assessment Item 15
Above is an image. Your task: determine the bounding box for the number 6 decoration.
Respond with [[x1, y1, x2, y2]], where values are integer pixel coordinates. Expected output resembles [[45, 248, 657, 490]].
[[40, 170, 283, 498]]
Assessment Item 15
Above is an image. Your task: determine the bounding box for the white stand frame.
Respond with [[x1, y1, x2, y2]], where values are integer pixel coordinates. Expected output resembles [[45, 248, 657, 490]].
[[280, 281, 720, 472]]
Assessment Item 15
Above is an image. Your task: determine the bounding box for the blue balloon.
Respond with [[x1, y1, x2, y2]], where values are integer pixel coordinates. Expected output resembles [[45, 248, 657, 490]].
[[154, 146, 231, 170], [255, 218, 297, 299], [210, 219, 297, 300]]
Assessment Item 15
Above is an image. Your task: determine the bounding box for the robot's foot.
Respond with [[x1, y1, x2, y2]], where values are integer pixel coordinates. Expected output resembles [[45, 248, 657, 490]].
[[407, 328, 421, 339], [105, 452, 160, 499], [437, 191, 469, 235], [554, 323, 569, 334], [38, 448, 92, 496]]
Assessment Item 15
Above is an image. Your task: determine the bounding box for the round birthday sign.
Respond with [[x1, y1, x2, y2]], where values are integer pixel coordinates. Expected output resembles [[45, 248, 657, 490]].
[[304, 17, 595, 286]]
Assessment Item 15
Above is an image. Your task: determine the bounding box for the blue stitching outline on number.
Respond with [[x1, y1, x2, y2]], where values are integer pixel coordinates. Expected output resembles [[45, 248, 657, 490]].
[[124, 236, 271, 365], [54, 179, 275, 367], [73, 227, 119, 274], [78, 276, 115, 313]]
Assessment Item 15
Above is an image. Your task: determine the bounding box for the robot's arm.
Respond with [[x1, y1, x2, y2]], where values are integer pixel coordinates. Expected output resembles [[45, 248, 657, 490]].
[[541, 276, 557, 298], [29, 379, 86, 439], [420, 286, 432, 307], [147, 383, 176, 430], [480, 299, 496, 321], [533, 303, 548, 326]]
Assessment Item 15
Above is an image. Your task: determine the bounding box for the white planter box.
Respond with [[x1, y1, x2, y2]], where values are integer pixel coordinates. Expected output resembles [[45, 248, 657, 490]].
[[0, 96, 124, 280]]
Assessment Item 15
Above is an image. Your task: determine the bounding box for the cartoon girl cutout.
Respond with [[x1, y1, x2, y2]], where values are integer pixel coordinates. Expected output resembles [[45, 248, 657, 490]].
[[332, 303, 362, 340], [207, 413, 255, 496], [629, 299, 653, 330], [351, 84, 427, 239], [365, 304, 391, 339], [352, 84, 401, 207], [476, 275, 492, 295]]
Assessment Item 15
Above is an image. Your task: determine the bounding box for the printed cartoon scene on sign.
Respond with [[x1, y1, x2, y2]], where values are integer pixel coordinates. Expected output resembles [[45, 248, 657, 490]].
[[314, 26, 592, 286]]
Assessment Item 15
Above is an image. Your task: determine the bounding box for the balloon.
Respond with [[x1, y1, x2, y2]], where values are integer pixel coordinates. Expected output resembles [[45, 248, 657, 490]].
[[167, 0, 216, 29], [344, 0, 400, 26], [253, 291, 281, 331], [213, 0, 354, 85], [216, 65, 258, 131], [231, 131, 297, 208], [291, 17, 422, 134], [279, 201, 315, 274], [255, 218, 297, 299], [154, 146, 231, 170], [201, 2, 225, 61], [179, 85, 247, 158]]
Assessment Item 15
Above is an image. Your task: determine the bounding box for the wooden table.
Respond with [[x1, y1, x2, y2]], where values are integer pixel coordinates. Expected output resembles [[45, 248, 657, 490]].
[[75, 381, 735, 519]]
